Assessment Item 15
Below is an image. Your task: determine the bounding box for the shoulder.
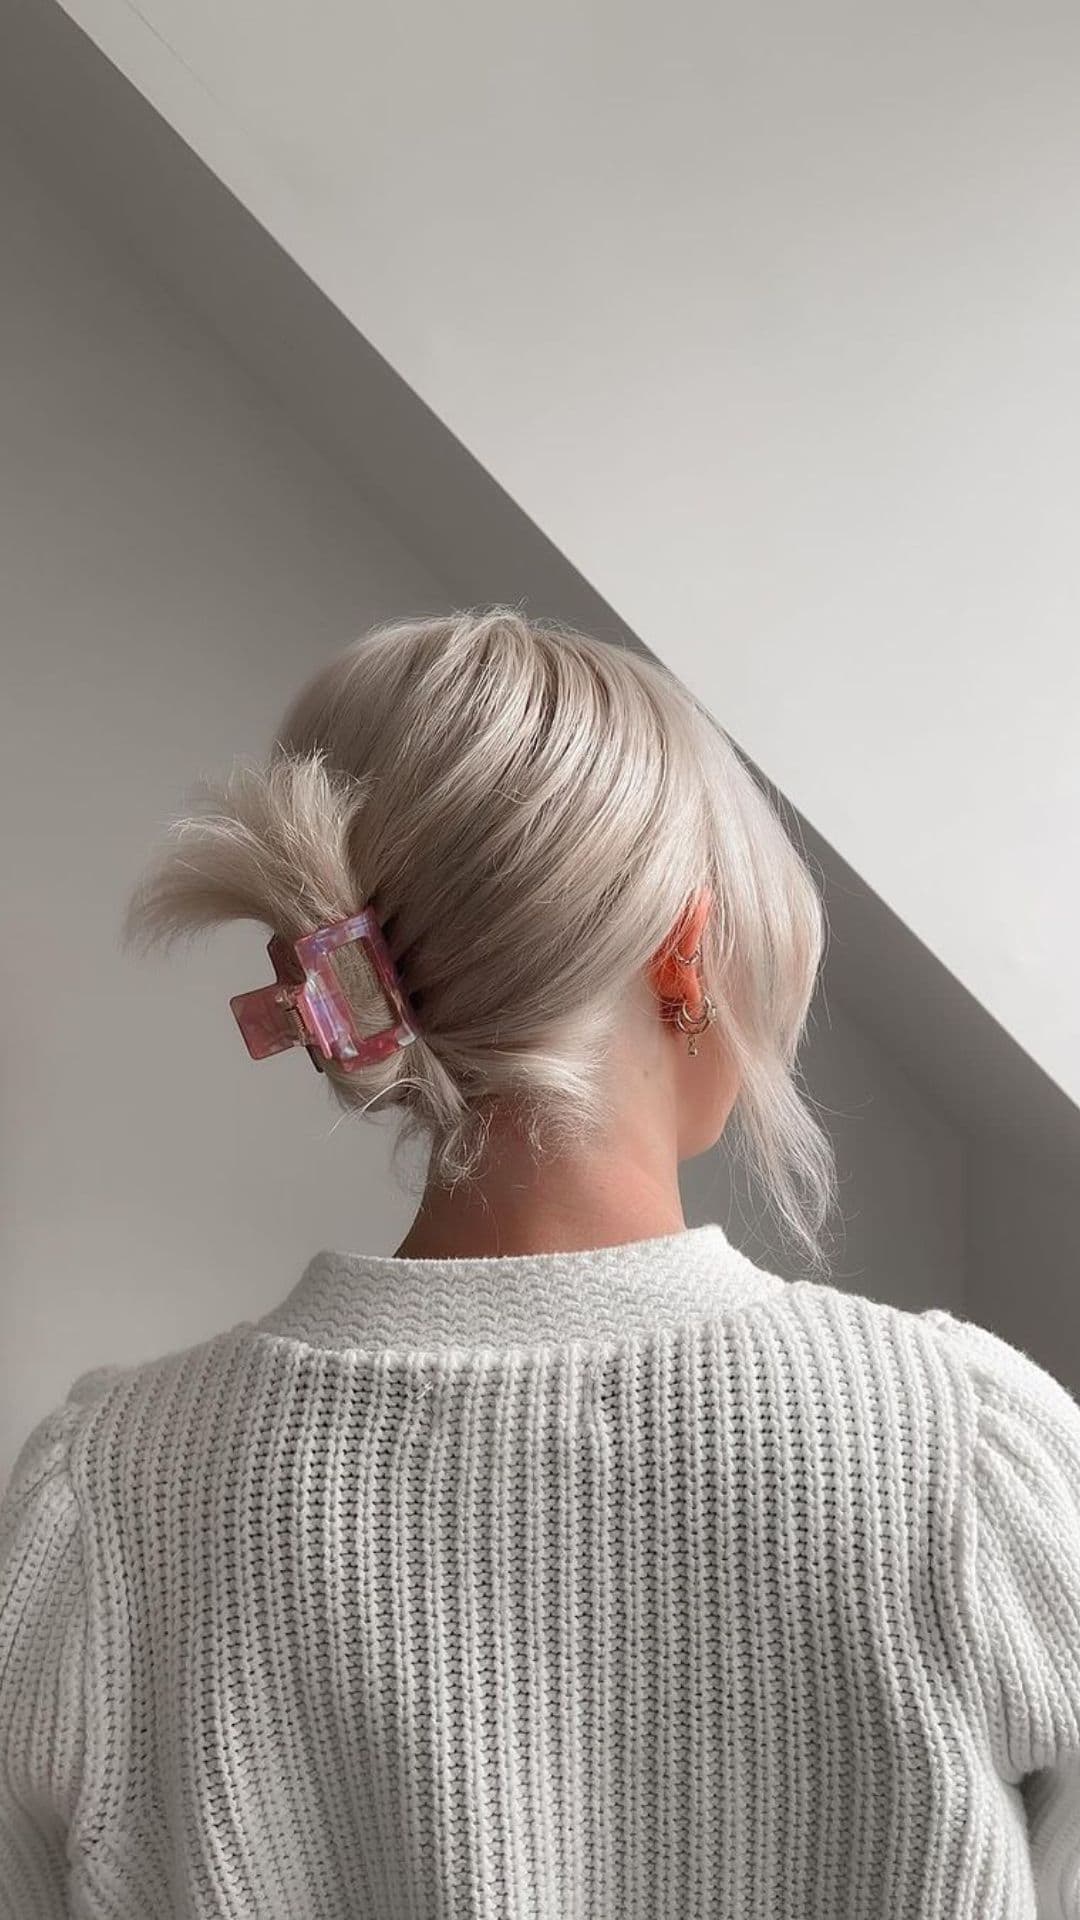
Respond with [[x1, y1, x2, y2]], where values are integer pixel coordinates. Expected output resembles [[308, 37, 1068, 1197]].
[[5, 1322, 256, 1508], [912, 1308, 1080, 1778], [2, 1360, 124, 1519], [763, 1275, 1070, 1391], [745, 1273, 1080, 1491], [775, 1277, 1080, 1414], [915, 1304, 1080, 1511], [918, 1302, 1080, 1412], [0, 1373, 118, 1819], [758, 1270, 973, 1371], [748, 1277, 1080, 1460], [0, 1334, 245, 1856]]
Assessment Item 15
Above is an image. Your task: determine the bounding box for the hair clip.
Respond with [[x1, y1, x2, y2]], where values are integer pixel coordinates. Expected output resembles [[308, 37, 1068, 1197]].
[[229, 908, 418, 1074]]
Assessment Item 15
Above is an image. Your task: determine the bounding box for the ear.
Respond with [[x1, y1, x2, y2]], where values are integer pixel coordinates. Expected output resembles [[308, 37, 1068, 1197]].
[[647, 885, 713, 1005]]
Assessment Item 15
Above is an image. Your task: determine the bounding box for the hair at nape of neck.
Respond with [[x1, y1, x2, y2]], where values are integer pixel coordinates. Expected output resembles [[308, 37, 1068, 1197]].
[[120, 608, 836, 1272]]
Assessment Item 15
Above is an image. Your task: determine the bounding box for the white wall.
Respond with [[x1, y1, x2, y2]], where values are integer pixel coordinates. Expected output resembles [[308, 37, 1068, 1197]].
[[1, 116, 966, 1482], [50, 0, 1080, 1116]]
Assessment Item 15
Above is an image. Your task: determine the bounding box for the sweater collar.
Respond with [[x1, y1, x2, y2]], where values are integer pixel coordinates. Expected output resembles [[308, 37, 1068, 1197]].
[[251, 1223, 786, 1354]]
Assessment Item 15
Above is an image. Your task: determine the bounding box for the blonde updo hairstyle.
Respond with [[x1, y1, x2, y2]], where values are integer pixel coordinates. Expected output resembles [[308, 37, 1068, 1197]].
[[123, 609, 836, 1270]]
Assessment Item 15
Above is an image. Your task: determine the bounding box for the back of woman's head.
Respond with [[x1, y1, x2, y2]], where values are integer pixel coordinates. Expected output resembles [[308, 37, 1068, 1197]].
[[123, 608, 835, 1270]]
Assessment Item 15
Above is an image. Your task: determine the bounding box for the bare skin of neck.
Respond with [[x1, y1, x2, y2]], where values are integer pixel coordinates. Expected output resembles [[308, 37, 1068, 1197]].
[[394, 962, 737, 1262]]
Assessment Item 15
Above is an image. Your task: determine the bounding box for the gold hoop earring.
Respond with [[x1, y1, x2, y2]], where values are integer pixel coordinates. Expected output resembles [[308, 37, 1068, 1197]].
[[675, 993, 716, 1056]]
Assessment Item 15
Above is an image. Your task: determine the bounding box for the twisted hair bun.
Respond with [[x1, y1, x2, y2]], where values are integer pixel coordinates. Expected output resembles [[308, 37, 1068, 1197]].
[[123, 609, 835, 1263]]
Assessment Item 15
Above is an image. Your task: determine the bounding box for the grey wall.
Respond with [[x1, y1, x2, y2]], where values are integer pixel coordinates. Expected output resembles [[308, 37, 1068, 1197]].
[[967, 1148, 1080, 1371], [2, 115, 966, 1481], [0, 127, 449, 1475], [682, 1001, 966, 1314]]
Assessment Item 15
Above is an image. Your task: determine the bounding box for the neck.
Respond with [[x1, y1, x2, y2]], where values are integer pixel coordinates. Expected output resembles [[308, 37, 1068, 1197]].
[[395, 1114, 686, 1261]]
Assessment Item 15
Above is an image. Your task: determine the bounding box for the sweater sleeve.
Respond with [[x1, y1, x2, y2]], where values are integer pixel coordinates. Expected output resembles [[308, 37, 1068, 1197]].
[[0, 1376, 107, 1919], [926, 1308, 1080, 1917]]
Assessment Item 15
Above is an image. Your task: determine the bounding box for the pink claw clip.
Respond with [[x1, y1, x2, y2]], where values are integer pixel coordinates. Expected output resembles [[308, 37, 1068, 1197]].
[[229, 908, 418, 1074]]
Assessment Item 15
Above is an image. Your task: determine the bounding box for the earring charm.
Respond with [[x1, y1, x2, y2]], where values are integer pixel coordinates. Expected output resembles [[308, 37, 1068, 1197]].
[[675, 992, 716, 1056]]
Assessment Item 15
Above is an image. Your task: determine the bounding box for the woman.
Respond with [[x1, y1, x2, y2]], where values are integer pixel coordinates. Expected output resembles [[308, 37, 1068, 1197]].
[[2, 609, 1078, 1917]]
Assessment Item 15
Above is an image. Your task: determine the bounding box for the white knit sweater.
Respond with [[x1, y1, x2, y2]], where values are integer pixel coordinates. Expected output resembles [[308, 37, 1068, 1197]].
[[3, 1223, 1080, 1918]]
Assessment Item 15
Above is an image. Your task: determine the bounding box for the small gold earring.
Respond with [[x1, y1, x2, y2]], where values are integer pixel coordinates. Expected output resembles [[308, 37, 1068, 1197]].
[[675, 993, 716, 1056]]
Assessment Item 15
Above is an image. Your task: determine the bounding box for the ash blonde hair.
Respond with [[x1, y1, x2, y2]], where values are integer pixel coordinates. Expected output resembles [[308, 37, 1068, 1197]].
[[123, 609, 836, 1269]]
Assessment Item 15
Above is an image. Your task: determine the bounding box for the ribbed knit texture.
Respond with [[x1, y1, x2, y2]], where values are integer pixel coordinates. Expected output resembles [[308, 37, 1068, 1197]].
[[3, 1222, 1080, 1918]]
